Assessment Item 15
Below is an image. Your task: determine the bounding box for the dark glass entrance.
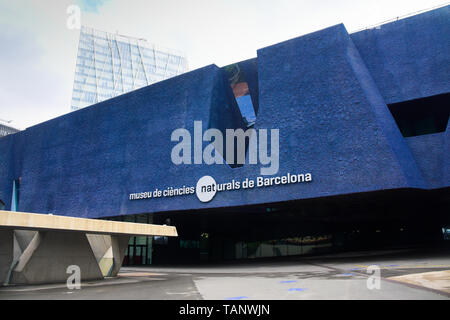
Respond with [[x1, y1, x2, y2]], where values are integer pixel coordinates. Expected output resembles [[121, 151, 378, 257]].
[[150, 188, 449, 264], [102, 214, 154, 266], [103, 188, 449, 265], [123, 243, 150, 266]]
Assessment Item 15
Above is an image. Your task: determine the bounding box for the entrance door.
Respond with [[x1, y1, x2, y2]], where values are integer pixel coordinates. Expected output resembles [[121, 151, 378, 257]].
[[200, 233, 209, 261], [123, 243, 151, 266], [134, 245, 145, 265]]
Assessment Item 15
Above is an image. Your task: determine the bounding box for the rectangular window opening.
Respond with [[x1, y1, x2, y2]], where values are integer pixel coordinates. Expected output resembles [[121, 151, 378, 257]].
[[388, 93, 449, 138]]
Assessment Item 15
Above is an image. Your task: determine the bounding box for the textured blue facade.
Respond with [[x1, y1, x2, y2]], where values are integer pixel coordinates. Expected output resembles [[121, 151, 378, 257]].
[[0, 7, 449, 219], [351, 7, 450, 104]]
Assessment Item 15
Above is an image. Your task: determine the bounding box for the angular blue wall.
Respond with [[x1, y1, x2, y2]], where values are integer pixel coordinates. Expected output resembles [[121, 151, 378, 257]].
[[0, 7, 448, 218], [351, 6, 450, 104], [406, 133, 446, 188], [255, 23, 426, 200]]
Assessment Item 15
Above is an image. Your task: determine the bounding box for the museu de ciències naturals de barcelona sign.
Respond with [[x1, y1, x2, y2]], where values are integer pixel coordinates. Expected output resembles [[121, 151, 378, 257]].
[[129, 121, 312, 203]]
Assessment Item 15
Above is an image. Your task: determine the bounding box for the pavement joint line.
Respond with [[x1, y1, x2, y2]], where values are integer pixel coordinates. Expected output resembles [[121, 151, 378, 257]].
[[118, 272, 168, 277], [387, 270, 450, 294], [191, 273, 205, 301], [305, 260, 450, 298], [383, 265, 450, 269], [353, 264, 450, 270], [381, 275, 450, 299], [0, 278, 145, 292]]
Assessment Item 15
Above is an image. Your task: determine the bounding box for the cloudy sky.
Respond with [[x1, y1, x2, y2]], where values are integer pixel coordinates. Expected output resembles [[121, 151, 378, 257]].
[[0, 0, 447, 129]]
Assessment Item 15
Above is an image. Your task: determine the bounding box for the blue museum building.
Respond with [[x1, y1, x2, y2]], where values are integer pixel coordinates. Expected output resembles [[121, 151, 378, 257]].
[[1, 7, 449, 264]]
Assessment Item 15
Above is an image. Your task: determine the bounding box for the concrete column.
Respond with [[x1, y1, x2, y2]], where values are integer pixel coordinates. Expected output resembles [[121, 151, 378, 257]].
[[0, 230, 13, 285], [11, 231, 104, 285], [86, 234, 114, 277], [14, 230, 37, 254], [110, 235, 130, 277]]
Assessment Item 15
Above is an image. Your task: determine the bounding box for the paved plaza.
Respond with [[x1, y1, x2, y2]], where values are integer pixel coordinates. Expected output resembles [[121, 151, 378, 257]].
[[1, 247, 449, 300]]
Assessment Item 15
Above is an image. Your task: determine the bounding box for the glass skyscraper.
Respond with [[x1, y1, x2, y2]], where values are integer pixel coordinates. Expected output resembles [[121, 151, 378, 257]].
[[0, 123, 19, 137], [71, 26, 188, 111]]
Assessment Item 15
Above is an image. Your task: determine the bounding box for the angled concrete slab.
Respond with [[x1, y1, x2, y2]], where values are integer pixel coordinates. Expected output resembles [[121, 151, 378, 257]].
[[0, 211, 177, 285], [0, 210, 178, 236]]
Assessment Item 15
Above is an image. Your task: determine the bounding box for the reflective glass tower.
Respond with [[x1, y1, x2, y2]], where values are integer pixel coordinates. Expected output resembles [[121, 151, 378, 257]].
[[0, 123, 20, 137], [71, 26, 188, 111]]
